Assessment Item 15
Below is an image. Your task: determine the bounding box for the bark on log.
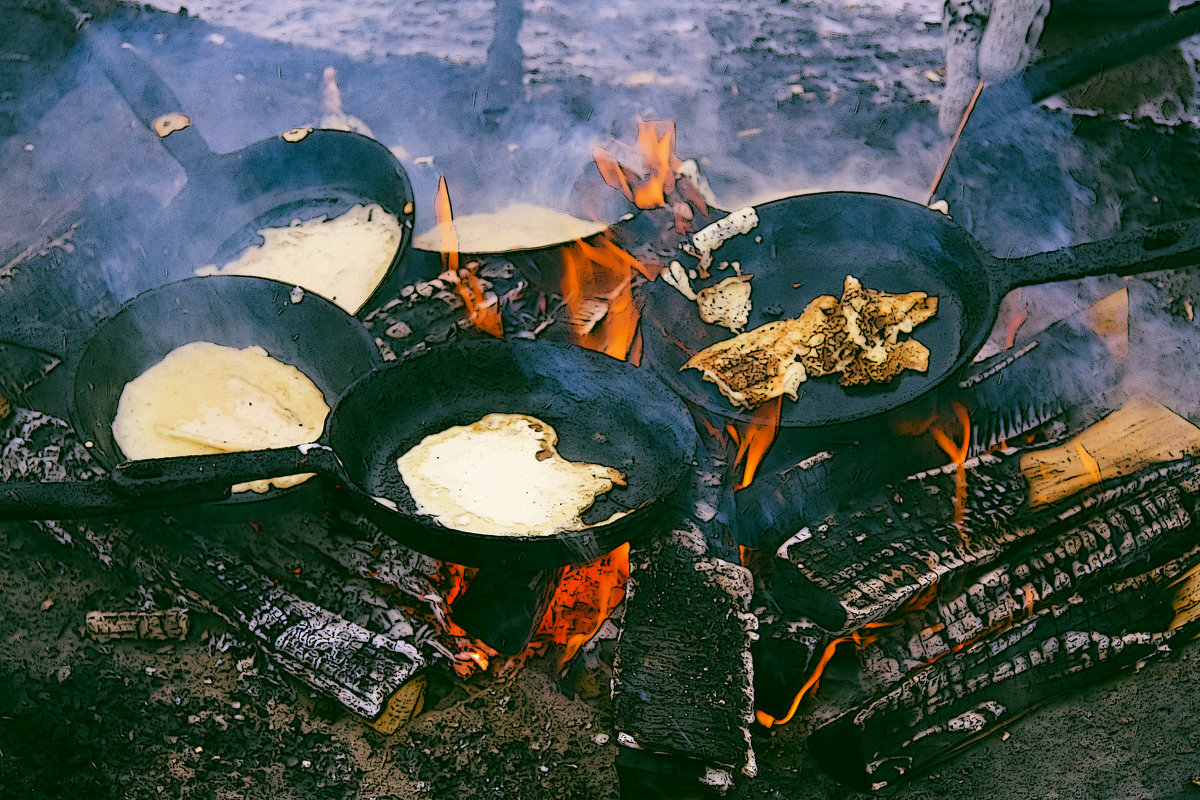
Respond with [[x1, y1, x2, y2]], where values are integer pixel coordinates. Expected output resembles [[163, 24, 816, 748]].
[[807, 554, 1200, 791], [611, 464, 757, 780], [772, 450, 1200, 636]]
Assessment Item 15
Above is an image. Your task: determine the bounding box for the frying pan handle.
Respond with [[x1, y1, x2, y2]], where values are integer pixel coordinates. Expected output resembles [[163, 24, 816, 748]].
[[0, 477, 234, 520], [0, 321, 71, 360], [87, 33, 214, 169], [994, 216, 1200, 294], [0, 480, 139, 520], [109, 444, 346, 499]]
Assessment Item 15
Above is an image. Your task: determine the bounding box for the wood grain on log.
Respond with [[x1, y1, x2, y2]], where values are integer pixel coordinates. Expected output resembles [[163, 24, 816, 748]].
[[773, 398, 1200, 635], [808, 551, 1200, 791]]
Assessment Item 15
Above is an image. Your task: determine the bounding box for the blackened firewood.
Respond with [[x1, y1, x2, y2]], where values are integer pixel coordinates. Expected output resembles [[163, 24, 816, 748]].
[[809, 559, 1198, 791], [162, 535, 428, 722], [772, 449, 1200, 635], [611, 517, 757, 778], [860, 485, 1195, 675]]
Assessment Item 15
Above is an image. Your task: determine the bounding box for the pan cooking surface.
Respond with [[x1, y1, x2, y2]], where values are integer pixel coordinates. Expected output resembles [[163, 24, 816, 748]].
[[324, 339, 698, 564], [640, 193, 987, 427]]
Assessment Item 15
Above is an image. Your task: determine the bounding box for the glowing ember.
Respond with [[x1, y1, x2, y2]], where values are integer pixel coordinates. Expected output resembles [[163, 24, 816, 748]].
[[559, 236, 650, 361], [434, 176, 503, 338], [726, 395, 783, 490], [536, 544, 630, 670]]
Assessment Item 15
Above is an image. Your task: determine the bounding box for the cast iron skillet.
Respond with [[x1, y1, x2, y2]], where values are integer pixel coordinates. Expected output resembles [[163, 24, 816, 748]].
[[639, 192, 1200, 427], [0, 339, 699, 570], [89, 33, 415, 316], [3, 274, 382, 484]]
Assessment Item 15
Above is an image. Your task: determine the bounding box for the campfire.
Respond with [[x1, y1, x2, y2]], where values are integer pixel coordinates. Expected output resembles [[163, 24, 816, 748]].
[[4, 2, 1200, 799]]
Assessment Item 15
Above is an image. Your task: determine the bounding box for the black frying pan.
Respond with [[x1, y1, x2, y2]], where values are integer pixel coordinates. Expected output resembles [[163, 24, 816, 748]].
[[3, 274, 382, 481], [1, 339, 699, 570], [88, 33, 415, 317], [639, 192, 1200, 427]]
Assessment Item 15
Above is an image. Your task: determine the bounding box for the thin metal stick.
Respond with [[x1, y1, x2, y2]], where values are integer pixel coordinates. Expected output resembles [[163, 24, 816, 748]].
[[926, 78, 985, 206]]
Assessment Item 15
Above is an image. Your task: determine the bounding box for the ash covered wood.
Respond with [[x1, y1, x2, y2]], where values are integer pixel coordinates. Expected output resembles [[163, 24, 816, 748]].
[[611, 464, 757, 782], [771, 398, 1200, 635], [158, 532, 428, 723]]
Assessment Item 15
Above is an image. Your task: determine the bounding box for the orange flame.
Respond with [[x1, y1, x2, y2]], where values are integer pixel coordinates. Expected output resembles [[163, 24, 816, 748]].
[[434, 176, 503, 338], [593, 119, 681, 210], [756, 621, 898, 728], [930, 401, 971, 530], [534, 543, 630, 670], [726, 396, 783, 490], [560, 236, 649, 361]]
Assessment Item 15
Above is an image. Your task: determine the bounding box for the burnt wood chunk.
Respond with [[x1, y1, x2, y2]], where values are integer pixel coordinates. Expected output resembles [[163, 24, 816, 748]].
[[611, 518, 757, 778], [808, 553, 1200, 791], [773, 451, 1200, 635], [163, 535, 427, 722], [861, 485, 1195, 673]]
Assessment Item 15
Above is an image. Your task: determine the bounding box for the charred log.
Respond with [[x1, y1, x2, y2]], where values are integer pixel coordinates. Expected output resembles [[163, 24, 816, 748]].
[[159, 532, 428, 723], [807, 553, 1200, 791], [771, 449, 1200, 635]]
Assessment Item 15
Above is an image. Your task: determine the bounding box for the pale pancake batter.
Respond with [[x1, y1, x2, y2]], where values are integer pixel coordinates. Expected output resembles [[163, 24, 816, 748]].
[[112, 341, 330, 494], [397, 413, 625, 536]]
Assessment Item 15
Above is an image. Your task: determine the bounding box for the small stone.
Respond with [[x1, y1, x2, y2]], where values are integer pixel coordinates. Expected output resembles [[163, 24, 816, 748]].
[[539, 766, 549, 773], [592, 733, 610, 745]]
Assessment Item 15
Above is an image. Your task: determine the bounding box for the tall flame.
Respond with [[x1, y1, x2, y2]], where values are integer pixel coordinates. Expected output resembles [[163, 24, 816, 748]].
[[592, 119, 681, 210], [560, 236, 649, 361], [536, 544, 631, 670], [726, 397, 783, 490], [434, 176, 503, 338], [930, 400, 972, 531], [756, 620, 898, 728]]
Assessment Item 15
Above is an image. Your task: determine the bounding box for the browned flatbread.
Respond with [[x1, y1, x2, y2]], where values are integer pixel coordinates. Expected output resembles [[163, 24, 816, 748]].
[[840, 275, 938, 363], [683, 321, 808, 409], [682, 275, 937, 410], [839, 338, 930, 387], [785, 294, 853, 378]]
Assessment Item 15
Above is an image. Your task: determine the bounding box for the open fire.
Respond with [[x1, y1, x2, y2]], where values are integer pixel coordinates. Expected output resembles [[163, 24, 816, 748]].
[[5, 3, 1200, 799]]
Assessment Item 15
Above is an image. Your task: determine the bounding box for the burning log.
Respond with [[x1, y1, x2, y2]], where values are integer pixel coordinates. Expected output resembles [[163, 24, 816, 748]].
[[770, 396, 1200, 635], [611, 466, 757, 786], [806, 551, 1200, 790]]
